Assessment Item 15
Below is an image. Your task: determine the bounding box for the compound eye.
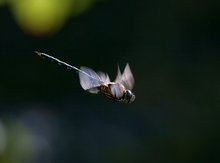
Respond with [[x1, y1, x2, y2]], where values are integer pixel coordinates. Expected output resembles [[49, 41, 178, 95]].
[[125, 90, 132, 97]]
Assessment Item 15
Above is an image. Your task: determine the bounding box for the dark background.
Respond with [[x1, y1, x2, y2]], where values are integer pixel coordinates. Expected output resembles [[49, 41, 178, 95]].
[[0, 0, 220, 162]]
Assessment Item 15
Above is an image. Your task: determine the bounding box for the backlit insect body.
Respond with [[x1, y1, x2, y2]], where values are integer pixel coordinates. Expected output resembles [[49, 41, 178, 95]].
[[35, 51, 135, 103]]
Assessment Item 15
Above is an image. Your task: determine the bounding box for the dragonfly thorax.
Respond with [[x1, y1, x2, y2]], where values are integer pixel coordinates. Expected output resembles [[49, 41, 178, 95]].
[[99, 83, 135, 103]]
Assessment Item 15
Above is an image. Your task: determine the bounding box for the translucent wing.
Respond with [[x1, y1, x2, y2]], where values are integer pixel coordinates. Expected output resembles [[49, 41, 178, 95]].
[[114, 63, 135, 90], [79, 66, 104, 94], [110, 83, 124, 98], [97, 71, 110, 83], [114, 65, 122, 83]]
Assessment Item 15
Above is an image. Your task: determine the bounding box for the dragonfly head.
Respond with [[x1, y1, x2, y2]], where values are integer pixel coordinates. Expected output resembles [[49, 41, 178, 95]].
[[123, 90, 135, 103]]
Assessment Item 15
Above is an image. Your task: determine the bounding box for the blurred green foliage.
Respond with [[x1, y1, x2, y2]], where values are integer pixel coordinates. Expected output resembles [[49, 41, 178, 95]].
[[2, 0, 94, 36]]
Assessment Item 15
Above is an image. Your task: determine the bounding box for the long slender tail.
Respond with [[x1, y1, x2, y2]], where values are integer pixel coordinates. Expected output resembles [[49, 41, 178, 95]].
[[35, 51, 95, 79], [35, 51, 81, 71]]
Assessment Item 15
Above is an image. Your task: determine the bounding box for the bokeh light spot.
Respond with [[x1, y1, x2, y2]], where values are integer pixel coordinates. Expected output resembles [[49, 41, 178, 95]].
[[10, 0, 71, 36]]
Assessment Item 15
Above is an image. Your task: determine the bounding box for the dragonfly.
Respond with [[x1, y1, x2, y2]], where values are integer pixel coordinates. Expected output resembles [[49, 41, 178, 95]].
[[35, 51, 135, 103]]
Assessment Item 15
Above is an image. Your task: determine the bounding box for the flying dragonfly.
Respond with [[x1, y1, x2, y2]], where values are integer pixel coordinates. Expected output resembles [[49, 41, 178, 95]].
[[35, 51, 135, 103]]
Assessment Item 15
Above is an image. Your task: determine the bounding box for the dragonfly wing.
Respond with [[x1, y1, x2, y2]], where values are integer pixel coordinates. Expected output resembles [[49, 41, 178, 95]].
[[114, 65, 122, 83], [97, 71, 110, 83], [79, 66, 103, 94], [114, 63, 134, 90], [110, 83, 124, 98]]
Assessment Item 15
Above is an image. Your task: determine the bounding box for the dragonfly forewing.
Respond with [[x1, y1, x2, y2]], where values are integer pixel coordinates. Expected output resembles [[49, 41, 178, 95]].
[[115, 63, 134, 90]]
